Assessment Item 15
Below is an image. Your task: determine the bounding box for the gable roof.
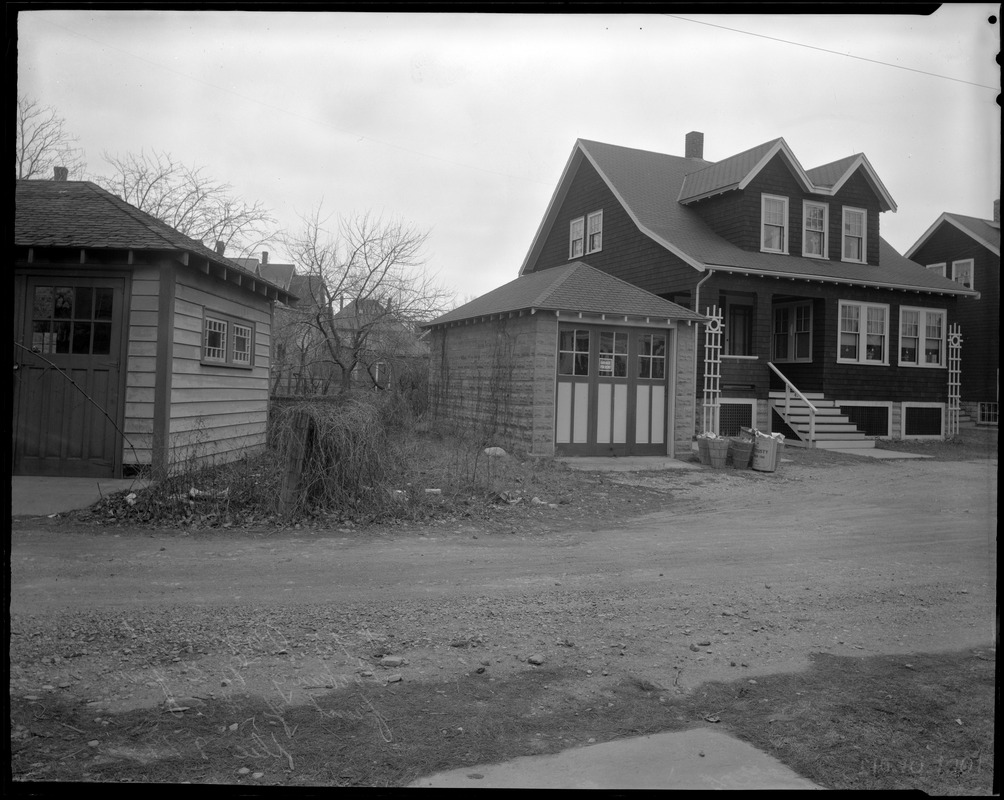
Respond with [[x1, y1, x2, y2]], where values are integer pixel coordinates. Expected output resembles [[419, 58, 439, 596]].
[[15, 180, 296, 304], [426, 262, 705, 328], [520, 139, 974, 298], [258, 262, 297, 291], [332, 298, 429, 357], [905, 210, 1001, 259]]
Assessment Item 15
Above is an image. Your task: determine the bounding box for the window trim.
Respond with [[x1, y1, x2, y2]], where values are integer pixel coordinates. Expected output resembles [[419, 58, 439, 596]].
[[901, 402, 945, 440], [898, 306, 946, 369], [801, 200, 829, 259], [201, 309, 256, 369], [760, 194, 789, 254], [586, 210, 603, 255], [841, 207, 868, 264], [569, 216, 585, 260], [951, 259, 975, 290], [925, 262, 947, 277], [837, 300, 889, 365], [772, 300, 813, 363]]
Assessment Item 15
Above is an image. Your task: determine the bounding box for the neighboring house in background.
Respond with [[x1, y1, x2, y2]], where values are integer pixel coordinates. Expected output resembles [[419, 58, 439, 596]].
[[905, 201, 1000, 426], [424, 262, 704, 457], [13, 171, 295, 478], [515, 133, 979, 447], [331, 298, 430, 390]]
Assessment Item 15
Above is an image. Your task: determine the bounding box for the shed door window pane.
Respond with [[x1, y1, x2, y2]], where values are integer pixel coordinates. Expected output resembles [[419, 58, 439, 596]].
[[30, 284, 112, 355], [233, 324, 252, 364], [559, 328, 590, 376], [638, 333, 666, 380], [204, 318, 227, 361], [598, 331, 626, 377]]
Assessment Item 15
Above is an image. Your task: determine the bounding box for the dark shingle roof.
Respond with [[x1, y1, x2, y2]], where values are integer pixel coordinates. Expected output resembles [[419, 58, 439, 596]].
[[905, 209, 1001, 260], [15, 180, 294, 302], [426, 262, 705, 327], [562, 140, 973, 296]]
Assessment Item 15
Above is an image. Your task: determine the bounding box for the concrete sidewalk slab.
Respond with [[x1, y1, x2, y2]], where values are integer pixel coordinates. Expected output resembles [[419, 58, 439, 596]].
[[559, 456, 700, 472], [11, 476, 149, 517], [408, 727, 822, 789], [824, 448, 931, 459]]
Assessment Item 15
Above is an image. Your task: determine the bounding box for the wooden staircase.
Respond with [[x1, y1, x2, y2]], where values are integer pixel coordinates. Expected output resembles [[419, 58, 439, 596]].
[[769, 391, 875, 449]]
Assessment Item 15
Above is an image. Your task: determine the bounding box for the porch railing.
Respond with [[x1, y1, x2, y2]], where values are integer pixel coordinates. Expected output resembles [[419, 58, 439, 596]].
[[768, 362, 818, 443]]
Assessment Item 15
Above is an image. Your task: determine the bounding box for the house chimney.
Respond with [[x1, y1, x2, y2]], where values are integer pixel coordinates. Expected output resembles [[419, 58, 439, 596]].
[[994, 199, 1000, 223], [685, 131, 704, 159], [261, 251, 269, 265], [53, 166, 68, 181], [215, 240, 225, 255]]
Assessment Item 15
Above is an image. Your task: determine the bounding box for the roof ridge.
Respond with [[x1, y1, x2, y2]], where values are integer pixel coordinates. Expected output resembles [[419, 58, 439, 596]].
[[79, 181, 188, 251]]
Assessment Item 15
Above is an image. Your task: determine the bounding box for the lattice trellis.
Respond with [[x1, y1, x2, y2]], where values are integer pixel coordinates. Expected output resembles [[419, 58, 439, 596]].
[[947, 323, 962, 437], [702, 306, 723, 434]]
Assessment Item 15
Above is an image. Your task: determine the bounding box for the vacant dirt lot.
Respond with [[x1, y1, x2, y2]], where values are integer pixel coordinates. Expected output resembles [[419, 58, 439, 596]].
[[9, 452, 996, 721]]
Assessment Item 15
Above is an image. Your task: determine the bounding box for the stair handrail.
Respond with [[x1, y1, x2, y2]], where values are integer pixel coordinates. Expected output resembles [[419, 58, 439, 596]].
[[768, 362, 817, 442]]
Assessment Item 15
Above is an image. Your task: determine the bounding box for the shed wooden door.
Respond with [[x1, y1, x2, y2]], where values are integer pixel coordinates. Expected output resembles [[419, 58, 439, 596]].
[[13, 277, 127, 477], [554, 324, 670, 456]]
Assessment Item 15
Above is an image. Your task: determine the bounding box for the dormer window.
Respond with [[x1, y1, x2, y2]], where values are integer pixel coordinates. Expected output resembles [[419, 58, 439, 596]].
[[842, 207, 867, 263], [760, 195, 788, 254], [586, 210, 603, 254], [802, 201, 828, 258], [569, 217, 584, 259]]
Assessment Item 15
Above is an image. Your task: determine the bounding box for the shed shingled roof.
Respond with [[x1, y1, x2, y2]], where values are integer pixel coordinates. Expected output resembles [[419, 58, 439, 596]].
[[15, 179, 296, 303], [425, 262, 705, 327]]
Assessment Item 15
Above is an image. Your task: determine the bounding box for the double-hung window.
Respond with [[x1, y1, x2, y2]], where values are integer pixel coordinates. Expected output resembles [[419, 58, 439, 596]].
[[761, 194, 788, 253], [899, 307, 946, 368], [951, 259, 974, 290], [838, 301, 887, 364], [569, 217, 585, 259], [203, 310, 255, 368], [841, 207, 867, 263], [802, 201, 828, 258], [586, 210, 603, 254], [772, 301, 813, 362]]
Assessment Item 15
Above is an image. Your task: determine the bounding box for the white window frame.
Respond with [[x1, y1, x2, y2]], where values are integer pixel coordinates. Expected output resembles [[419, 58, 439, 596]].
[[900, 402, 945, 440], [586, 210, 603, 255], [925, 262, 947, 277], [760, 194, 789, 254], [951, 259, 974, 290], [898, 306, 946, 368], [202, 310, 255, 368], [569, 217, 585, 259], [841, 207, 867, 264], [772, 300, 813, 363], [801, 200, 828, 259], [837, 300, 888, 365]]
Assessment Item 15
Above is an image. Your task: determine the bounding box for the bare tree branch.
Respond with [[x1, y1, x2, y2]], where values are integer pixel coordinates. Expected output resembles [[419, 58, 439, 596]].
[[94, 150, 277, 260], [15, 96, 86, 179]]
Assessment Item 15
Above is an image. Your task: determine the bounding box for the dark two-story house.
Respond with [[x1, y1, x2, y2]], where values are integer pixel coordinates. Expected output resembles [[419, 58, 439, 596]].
[[905, 201, 999, 426], [517, 133, 979, 447]]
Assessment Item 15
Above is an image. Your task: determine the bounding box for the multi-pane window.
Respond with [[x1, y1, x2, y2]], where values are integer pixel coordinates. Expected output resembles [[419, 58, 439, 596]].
[[586, 210, 603, 254], [30, 285, 114, 356], [926, 263, 947, 277], [842, 207, 867, 263], [772, 302, 812, 362], [838, 301, 887, 364], [761, 194, 788, 253], [597, 331, 627, 377], [569, 217, 585, 259], [951, 259, 974, 290], [802, 201, 828, 258], [203, 312, 254, 367], [638, 332, 666, 380], [558, 328, 590, 375], [899, 307, 946, 367]]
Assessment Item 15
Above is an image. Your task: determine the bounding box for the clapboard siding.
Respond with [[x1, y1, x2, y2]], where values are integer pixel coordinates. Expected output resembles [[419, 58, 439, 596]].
[[122, 268, 161, 465]]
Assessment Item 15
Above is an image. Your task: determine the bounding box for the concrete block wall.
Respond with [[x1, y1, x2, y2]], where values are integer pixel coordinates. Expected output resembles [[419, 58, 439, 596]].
[[672, 321, 699, 456], [428, 314, 556, 456]]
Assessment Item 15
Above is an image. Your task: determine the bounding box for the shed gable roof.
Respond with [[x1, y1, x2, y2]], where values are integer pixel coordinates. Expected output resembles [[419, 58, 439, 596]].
[[426, 262, 705, 327], [520, 138, 972, 297], [15, 180, 295, 303]]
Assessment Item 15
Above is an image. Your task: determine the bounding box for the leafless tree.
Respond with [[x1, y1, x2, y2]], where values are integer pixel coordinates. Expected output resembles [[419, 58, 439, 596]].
[[95, 150, 276, 260], [15, 96, 86, 179], [281, 204, 454, 392]]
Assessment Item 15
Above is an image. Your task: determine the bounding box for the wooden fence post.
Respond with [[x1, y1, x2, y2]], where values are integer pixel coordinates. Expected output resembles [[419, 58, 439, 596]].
[[279, 409, 313, 515]]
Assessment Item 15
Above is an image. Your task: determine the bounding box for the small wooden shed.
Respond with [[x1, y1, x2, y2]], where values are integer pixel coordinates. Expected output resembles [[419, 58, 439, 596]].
[[13, 177, 296, 478], [424, 262, 705, 457]]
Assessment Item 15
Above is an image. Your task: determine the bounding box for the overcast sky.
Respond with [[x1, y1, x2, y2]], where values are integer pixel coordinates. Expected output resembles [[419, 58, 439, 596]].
[[16, 6, 1001, 302]]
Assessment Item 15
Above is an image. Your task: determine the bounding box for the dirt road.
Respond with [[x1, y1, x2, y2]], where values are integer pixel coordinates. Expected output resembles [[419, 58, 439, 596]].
[[9, 457, 997, 714]]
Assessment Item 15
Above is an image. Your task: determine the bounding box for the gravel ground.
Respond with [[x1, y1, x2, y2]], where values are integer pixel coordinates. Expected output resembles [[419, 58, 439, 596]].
[[10, 453, 997, 718]]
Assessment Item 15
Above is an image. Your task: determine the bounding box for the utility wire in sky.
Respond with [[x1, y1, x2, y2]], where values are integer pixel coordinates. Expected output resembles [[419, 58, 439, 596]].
[[665, 14, 998, 91]]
